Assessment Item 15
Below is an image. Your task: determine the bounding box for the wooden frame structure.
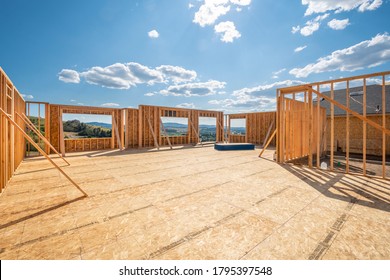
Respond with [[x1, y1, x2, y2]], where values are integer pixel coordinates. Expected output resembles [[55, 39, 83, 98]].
[[28, 103, 225, 154], [0, 67, 25, 193], [45, 104, 124, 154], [277, 71, 390, 179], [138, 105, 224, 148], [227, 112, 276, 145]]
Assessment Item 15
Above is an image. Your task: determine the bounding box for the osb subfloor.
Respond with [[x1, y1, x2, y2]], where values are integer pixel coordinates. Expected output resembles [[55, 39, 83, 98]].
[[0, 146, 389, 260]]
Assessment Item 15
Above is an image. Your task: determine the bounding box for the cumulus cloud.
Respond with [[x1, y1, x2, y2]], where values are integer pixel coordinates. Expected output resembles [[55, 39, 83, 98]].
[[209, 80, 305, 110], [193, 0, 231, 27], [59, 62, 197, 89], [58, 69, 80, 83], [192, 1, 251, 42], [294, 45, 307, 53], [145, 92, 155, 96], [79, 62, 164, 89], [302, 0, 383, 16], [160, 80, 226, 97], [148, 29, 159, 38], [295, 13, 329, 36], [156, 65, 197, 84], [289, 33, 390, 78], [214, 21, 241, 42], [327, 18, 350, 30], [193, 0, 251, 27], [176, 102, 196, 109], [101, 103, 120, 107]]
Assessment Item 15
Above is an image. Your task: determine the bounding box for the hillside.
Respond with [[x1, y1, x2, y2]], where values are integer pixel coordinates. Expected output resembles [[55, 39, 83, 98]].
[[63, 120, 112, 138]]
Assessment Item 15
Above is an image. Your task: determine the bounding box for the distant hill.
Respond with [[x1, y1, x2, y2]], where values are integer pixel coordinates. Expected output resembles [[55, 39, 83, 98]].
[[63, 120, 111, 138], [163, 122, 188, 128], [85, 122, 112, 129]]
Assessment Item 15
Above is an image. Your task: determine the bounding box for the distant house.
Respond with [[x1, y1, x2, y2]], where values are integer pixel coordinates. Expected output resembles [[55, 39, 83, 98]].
[[317, 84, 390, 156], [317, 84, 390, 116]]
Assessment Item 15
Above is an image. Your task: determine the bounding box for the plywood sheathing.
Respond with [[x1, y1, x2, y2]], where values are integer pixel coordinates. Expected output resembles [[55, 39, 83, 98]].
[[0, 146, 389, 260], [0, 67, 25, 193]]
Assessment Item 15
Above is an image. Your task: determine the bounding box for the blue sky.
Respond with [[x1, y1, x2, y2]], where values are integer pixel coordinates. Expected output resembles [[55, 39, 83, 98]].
[[1, 0, 390, 122]]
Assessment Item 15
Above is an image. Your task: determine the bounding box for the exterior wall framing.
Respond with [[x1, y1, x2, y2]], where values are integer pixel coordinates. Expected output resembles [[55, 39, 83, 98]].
[[228, 112, 276, 145], [0, 67, 26, 193]]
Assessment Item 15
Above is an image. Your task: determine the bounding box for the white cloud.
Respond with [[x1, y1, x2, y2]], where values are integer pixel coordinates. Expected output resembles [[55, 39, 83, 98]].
[[148, 29, 159, 38], [189, 3, 194, 9], [101, 103, 120, 107], [327, 18, 350, 30], [156, 65, 197, 84], [209, 80, 305, 110], [298, 13, 329, 36], [294, 45, 307, 53], [291, 25, 301, 34], [70, 99, 76, 102], [193, 0, 231, 27], [302, 0, 383, 16], [77, 103, 84, 105], [214, 21, 241, 42], [193, 0, 251, 27], [21, 94, 34, 100], [160, 80, 226, 97], [59, 62, 199, 90], [58, 69, 80, 83], [289, 33, 390, 78], [176, 102, 196, 109], [79, 62, 164, 89], [145, 92, 155, 96]]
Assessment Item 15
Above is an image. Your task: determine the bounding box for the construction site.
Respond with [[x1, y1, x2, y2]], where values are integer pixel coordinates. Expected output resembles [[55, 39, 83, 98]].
[[0, 67, 389, 260]]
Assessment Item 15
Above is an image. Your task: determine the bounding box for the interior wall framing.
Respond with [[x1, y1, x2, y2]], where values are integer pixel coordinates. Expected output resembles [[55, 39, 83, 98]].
[[277, 70, 390, 180], [0, 67, 26, 193]]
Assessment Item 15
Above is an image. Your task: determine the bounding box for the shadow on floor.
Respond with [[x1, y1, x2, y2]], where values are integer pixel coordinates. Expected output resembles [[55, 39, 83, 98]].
[[280, 163, 390, 213]]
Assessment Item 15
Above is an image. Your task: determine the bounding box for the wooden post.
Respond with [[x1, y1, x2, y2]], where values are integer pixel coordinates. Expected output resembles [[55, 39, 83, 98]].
[[308, 88, 313, 168], [346, 81, 350, 173], [45, 103, 50, 154], [138, 106, 143, 148], [111, 112, 115, 149], [383, 75, 386, 179], [330, 83, 334, 171], [316, 85, 320, 168], [363, 78, 367, 176], [59, 108, 65, 157], [124, 109, 129, 149], [112, 114, 123, 150]]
